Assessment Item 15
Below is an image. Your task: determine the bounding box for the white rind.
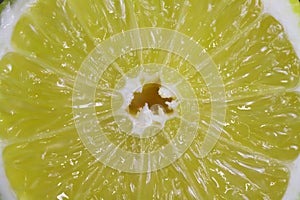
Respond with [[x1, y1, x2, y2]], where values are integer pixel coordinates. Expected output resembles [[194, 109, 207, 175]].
[[284, 156, 300, 200], [0, 0, 299, 199], [0, 2, 37, 200], [262, 0, 300, 58], [0, 0, 37, 59], [262, 1, 300, 199]]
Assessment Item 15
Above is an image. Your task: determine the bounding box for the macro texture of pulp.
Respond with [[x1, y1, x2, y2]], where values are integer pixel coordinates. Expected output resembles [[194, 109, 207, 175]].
[[0, 0, 300, 199]]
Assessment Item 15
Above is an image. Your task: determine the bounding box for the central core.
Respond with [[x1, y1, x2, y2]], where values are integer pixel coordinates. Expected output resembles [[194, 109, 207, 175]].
[[128, 83, 174, 115]]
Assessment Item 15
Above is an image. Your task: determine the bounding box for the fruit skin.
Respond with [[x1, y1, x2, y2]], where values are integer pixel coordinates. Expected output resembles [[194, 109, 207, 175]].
[[0, 0, 298, 199]]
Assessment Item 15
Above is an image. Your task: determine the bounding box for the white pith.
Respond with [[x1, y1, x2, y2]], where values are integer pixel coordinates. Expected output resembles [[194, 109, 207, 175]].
[[0, 0, 37, 59], [262, 0, 300, 59], [0, 0, 299, 199], [113, 69, 179, 137], [260, 1, 300, 199], [0, 1, 39, 199]]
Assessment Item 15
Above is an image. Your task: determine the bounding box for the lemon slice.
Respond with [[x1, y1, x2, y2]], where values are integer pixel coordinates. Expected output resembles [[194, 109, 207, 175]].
[[0, 0, 300, 199]]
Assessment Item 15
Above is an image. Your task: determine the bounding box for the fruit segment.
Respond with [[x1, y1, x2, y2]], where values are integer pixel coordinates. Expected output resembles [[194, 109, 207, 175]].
[[213, 15, 300, 91], [11, 0, 94, 78], [0, 0, 300, 199], [224, 92, 300, 161], [0, 53, 73, 141]]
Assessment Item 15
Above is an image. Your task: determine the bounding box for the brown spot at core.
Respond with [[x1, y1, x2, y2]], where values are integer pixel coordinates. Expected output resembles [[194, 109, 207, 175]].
[[129, 83, 174, 115]]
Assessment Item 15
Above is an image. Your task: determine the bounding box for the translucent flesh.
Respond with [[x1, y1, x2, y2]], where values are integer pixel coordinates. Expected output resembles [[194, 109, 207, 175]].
[[0, 0, 300, 199]]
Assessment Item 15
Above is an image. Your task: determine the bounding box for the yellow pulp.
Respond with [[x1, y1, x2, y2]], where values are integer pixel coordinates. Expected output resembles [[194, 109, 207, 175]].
[[0, 0, 300, 199]]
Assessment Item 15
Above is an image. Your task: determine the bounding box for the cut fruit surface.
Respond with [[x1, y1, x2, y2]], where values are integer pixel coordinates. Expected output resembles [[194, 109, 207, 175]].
[[128, 83, 175, 115], [0, 0, 300, 199]]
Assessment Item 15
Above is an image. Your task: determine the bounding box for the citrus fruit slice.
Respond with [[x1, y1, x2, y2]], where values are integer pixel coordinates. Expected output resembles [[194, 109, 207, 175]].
[[0, 0, 300, 199]]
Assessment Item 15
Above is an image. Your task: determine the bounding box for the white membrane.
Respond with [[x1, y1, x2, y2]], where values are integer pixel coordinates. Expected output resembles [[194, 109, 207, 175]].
[[0, 1, 37, 200], [262, 0, 300, 58], [262, 0, 300, 199], [0, 0, 299, 199], [0, 0, 37, 58]]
